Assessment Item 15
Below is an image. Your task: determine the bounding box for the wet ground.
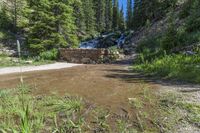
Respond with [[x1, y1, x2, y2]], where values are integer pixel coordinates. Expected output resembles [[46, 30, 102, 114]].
[[1, 62, 200, 132], [0, 63, 159, 113]]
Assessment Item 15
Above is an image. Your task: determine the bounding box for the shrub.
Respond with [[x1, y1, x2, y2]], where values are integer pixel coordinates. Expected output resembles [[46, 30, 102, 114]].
[[134, 54, 200, 83], [136, 35, 161, 53], [0, 7, 12, 30], [136, 36, 165, 63], [160, 17, 179, 52], [179, 0, 193, 18], [185, 0, 200, 32], [39, 49, 58, 60]]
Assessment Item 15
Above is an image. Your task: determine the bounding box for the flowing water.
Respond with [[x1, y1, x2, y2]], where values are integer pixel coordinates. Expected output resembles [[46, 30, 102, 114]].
[[79, 34, 126, 49]]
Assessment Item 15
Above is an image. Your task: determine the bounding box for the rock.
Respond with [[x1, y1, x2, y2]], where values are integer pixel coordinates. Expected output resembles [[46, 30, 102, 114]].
[[11, 58, 19, 63], [81, 58, 91, 64], [184, 51, 196, 55], [25, 60, 33, 64], [0, 48, 17, 56]]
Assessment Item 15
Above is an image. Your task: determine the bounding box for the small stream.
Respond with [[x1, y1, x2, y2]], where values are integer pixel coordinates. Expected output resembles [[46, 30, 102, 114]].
[[79, 33, 126, 49]]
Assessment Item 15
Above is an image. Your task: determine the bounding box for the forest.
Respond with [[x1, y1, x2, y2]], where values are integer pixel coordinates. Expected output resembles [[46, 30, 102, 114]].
[[0, 0, 200, 132], [1, 0, 200, 83], [0, 0, 124, 54], [0, 0, 180, 54]]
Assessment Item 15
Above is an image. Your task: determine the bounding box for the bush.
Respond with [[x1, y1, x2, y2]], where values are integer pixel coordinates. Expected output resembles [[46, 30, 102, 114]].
[[0, 7, 12, 30], [39, 49, 58, 60], [179, 0, 193, 18], [160, 17, 179, 52], [178, 0, 200, 32], [134, 54, 200, 83], [136, 36, 164, 63], [136, 35, 161, 53]]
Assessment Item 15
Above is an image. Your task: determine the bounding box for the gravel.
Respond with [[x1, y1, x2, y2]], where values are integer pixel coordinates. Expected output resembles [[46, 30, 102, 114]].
[[0, 62, 82, 75], [160, 84, 200, 133]]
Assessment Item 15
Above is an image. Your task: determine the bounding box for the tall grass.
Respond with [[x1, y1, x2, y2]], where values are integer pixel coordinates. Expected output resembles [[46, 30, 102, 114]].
[[0, 84, 199, 132], [134, 54, 200, 83], [0, 84, 83, 132]]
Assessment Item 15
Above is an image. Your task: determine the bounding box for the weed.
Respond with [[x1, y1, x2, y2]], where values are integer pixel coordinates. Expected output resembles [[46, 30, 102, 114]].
[[92, 108, 111, 132], [39, 48, 58, 60], [0, 84, 198, 132], [178, 102, 200, 126]]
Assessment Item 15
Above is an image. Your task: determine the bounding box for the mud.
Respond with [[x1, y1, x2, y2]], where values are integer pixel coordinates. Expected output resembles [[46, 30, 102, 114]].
[[0, 64, 159, 113]]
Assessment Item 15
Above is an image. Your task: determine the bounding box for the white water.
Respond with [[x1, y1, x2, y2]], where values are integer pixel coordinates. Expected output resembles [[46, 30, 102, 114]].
[[117, 34, 125, 48], [79, 34, 126, 49], [80, 39, 99, 49]]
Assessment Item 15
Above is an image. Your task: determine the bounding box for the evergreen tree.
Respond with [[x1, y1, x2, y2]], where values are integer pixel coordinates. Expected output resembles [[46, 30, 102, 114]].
[[185, 0, 200, 32], [119, 6, 125, 31], [105, 0, 113, 31], [94, 0, 106, 33], [0, 0, 28, 32], [126, 0, 132, 29], [132, 0, 179, 29], [132, 0, 161, 29], [73, 0, 86, 39], [112, 0, 119, 30], [27, 0, 78, 54], [132, 0, 142, 29], [0, 3, 12, 30], [82, 0, 96, 35]]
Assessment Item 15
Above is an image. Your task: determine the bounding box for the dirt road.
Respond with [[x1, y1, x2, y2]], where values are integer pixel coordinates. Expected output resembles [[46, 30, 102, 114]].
[[0, 61, 199, 132], [0, 63, 159, 112], [0, 62, 81, 75]]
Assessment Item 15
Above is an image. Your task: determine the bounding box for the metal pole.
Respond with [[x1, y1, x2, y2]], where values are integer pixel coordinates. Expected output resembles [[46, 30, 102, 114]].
[[17, 39, 23, 83]]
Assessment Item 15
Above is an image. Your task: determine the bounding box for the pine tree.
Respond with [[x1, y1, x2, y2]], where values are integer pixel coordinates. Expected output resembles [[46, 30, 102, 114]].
[[0, 0, 28, 32], [105, 0, 113, 31], [82, 0, 96, 35], [0, 3, 12, 30], [112, 0, 119, 30], [119, 6, 125, 31], [185, 0, 200, 32], [73, 0, 86, 39], [27, 0, 79, 54], [126, 0, 132, 29], [132, 0, 141, 29], [93, 0, 106, 33], [132, 0, 178, 29]]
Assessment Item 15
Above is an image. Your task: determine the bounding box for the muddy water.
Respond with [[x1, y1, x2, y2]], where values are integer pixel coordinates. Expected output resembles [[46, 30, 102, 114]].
[[0, 64, 159, 113]]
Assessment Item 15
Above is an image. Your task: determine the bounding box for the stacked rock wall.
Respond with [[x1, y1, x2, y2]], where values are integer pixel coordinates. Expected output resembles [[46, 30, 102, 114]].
[[59, 48, 117, 64]]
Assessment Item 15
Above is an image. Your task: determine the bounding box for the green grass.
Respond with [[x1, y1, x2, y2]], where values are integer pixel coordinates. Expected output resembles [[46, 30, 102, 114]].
[[134, 54, 200, 83], [128, 87, 200, 132], [178, 102, 200, 126], [0, 84, 83, 132], [0, 55, 54, 68], [0, 84, 199, 132]]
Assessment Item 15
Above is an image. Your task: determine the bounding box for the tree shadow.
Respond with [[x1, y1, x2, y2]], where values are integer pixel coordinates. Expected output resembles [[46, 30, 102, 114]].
[[104, 67, 200, 92]]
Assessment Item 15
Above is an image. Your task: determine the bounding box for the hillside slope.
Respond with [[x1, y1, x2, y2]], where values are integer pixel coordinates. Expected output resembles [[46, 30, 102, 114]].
[[129, 0, 200, 83]]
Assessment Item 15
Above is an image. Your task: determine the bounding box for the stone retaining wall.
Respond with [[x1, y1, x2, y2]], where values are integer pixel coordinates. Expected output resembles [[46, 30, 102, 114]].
[[59, 48, 118, 64]]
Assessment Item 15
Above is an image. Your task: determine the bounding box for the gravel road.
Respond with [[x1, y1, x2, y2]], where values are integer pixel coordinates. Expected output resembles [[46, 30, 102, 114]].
[[0, 62, 82, 75]]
